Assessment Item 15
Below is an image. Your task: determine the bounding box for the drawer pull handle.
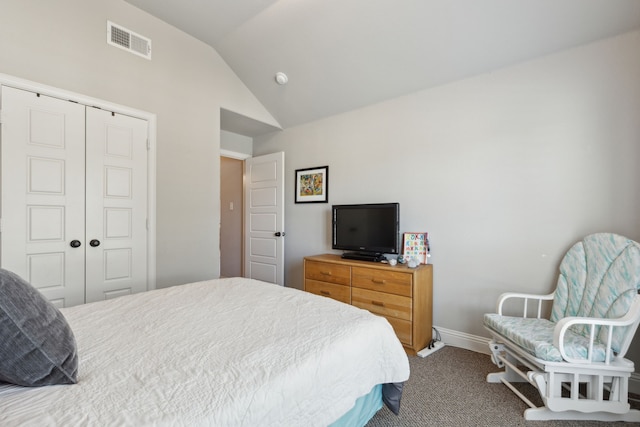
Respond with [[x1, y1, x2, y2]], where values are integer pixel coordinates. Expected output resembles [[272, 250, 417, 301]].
[[371, 301, 385, 307], [320, 271, 332, 276], [372, 279, 386, 285], [320, 290, 331, 296]]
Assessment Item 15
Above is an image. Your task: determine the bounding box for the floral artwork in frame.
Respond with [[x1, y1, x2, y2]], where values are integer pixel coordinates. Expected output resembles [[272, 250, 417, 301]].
[[295, 166, 329, 203]]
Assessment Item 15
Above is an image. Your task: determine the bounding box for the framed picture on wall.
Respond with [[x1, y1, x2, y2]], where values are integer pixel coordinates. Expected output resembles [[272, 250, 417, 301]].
[[295, 166, 329, 203]]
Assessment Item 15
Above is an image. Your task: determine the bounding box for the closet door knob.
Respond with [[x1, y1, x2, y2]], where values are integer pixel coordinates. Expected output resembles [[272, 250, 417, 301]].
[[89, 239, 101, 247], [70, 240, 81, 248]]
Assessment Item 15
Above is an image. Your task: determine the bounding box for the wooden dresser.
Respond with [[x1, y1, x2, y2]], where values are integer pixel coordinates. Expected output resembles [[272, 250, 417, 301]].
[[304, 254, 433, 355]]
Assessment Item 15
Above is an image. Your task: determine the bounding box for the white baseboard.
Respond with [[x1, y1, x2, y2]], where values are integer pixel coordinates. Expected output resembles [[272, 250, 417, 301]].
[[434, 325, 640, 395], [435, 326, 492, 355]]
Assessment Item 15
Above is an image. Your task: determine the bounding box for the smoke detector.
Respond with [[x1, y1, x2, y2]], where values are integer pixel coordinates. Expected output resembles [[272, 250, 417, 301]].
[[275, 72, 288, 85]]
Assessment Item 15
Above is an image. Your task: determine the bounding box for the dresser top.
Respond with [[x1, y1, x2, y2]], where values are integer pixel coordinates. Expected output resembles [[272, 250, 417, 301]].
[[304, 254, 432, 273]]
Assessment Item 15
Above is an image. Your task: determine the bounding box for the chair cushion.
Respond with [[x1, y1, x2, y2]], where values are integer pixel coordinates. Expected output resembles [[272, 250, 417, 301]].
[[552, 233, 640, 353], [484, 313, 610, 362], [0, 269, 78, 386]]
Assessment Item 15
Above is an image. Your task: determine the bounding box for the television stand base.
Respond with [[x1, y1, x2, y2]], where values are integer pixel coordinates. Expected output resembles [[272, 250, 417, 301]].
[[341, 252, 385, 262]]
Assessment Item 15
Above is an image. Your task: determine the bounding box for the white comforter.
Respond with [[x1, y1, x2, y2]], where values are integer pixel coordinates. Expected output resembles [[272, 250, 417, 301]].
[[0, 277, 409, 426]]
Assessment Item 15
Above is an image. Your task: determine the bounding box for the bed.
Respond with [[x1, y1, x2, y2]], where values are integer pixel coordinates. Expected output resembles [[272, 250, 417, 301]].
[[0, 272, 409, 426]]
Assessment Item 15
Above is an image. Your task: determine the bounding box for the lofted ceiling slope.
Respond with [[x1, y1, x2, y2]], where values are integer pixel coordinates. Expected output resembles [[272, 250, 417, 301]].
[[126, 0, 640, 134]]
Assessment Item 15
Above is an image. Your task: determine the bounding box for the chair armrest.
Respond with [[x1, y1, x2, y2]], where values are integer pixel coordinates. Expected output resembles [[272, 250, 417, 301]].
[[496, 292, 555, 317], [554, 297, 640, 364]]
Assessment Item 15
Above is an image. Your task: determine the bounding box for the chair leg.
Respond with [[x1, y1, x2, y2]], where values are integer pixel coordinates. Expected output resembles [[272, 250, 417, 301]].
[[488, 341, 505, 368], [487, 366, 526, 384], [529, 372, 547, 397], [487, 341, 529, 384]]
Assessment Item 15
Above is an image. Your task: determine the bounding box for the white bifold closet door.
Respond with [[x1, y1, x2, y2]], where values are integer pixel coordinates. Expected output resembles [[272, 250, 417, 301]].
[[1, 86, 148, 307]]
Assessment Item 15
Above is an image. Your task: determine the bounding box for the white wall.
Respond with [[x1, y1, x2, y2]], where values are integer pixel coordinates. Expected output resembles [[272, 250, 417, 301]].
[[0, 0, 279, 288], [221, 130, 253, 156], [254, 31, 640, 365]]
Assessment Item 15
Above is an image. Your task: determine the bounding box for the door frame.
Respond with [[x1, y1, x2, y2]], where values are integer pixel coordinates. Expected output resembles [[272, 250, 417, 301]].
[[219, 149, 285, 285], [0, 73, 157, 291]]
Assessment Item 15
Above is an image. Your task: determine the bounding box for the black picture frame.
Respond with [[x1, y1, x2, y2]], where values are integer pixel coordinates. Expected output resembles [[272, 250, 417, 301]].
[[295, 166, 329, 203]]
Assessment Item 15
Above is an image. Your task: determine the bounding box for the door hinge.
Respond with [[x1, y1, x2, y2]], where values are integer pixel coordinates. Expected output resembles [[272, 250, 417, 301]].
[[146, 219, 149, 230], [147, 138, 150, 150], [0, 109, 4, 124]]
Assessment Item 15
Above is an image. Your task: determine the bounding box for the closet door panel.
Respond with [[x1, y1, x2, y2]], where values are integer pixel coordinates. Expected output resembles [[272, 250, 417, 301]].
[[1, 86, 86, 307], [84, 108, 148, 302]]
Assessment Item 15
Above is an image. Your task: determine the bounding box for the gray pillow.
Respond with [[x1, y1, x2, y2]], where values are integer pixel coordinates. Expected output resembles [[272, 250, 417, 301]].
[[0, 268, 78, 386]]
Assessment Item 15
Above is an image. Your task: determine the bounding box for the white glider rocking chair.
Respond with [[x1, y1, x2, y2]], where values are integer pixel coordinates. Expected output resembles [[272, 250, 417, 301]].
[[484, 233, 640, 422]]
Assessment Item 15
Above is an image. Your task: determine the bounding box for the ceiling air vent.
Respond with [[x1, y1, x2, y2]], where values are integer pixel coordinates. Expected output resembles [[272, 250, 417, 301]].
[[107, 21, 151, 60]]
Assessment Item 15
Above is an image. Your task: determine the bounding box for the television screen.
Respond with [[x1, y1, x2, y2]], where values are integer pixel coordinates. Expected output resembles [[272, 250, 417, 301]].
[[332, 203, 399, 258]]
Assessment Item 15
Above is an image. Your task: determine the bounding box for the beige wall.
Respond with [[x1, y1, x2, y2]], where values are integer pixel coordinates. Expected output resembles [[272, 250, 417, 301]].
[[0, 0, 279, 287], [254, 31, 640, 368], [220, 157, 244, 277]]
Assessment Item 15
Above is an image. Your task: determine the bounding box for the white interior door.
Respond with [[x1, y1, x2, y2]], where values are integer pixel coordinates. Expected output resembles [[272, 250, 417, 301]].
[[244, 152, 285, 285], [1, 86, 86, 307], [85, 107, 148, 302]]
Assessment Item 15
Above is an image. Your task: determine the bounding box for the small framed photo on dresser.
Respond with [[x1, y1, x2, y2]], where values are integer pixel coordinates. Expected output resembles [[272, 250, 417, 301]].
[[402, 232, 429, 264]]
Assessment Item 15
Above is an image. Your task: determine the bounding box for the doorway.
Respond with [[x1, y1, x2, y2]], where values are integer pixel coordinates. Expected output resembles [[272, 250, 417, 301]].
[[218, 108, 282, 282], [220, 156, 244, 278]]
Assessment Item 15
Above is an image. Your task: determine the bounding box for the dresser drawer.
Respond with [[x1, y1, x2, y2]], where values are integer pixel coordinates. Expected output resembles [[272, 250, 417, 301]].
[[385, 316, 412, 346], [305, 261, 351, 286], [352, 267, 412, 297], [352, 288, 412, 321], [305, 279, 351, 304]]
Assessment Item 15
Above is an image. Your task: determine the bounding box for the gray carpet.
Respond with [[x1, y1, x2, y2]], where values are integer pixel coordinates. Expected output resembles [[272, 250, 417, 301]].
[[366, 346, 639, 427]]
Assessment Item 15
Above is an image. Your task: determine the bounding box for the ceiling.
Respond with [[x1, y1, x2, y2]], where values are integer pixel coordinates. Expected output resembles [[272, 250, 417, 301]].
[[125, 0, 640, 135]]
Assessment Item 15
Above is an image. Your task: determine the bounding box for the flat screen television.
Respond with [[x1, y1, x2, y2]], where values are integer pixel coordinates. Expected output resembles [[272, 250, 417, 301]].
[[332, 202, 400, 262]]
